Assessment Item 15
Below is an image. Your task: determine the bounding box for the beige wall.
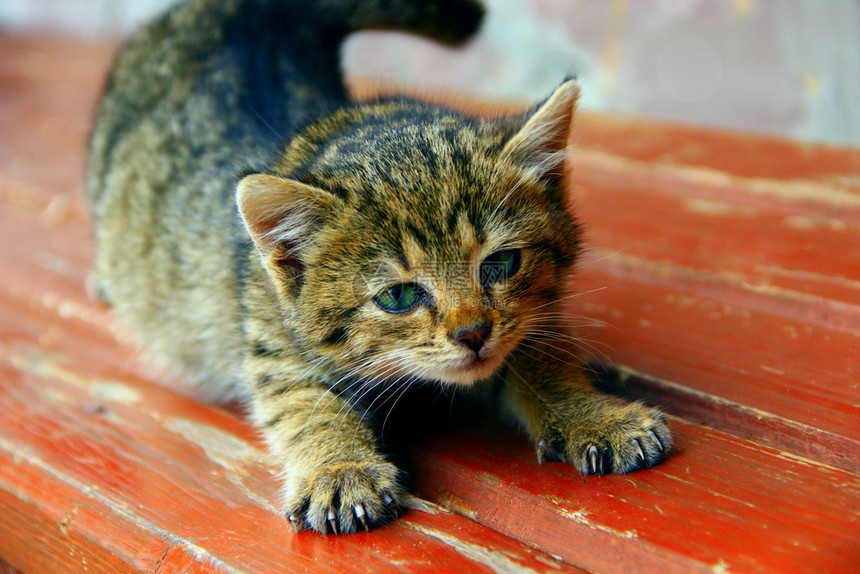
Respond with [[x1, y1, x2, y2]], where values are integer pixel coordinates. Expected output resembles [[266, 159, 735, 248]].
[[2, 0, 856, 146]]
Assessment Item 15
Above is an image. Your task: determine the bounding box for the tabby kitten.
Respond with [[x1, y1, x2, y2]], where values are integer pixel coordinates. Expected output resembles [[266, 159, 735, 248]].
[[87, 0, 671, 534]]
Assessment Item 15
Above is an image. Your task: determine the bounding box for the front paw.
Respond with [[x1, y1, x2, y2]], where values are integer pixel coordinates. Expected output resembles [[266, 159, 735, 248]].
[[537, 397, 672, 475], [285, 459, 405, 534]]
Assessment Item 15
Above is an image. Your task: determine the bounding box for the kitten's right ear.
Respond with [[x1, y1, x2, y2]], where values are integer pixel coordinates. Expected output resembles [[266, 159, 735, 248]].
[[237, 173, 340, 262], [501, 80, 580, 202], [502, 80, 580, 168]]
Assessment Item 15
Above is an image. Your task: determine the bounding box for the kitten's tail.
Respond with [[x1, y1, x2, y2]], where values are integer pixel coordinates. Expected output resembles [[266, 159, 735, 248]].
[[336, 0, 485, 45]]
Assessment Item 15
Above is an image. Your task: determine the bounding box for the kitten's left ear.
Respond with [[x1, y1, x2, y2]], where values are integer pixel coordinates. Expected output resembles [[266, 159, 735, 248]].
[[237, 173, 340, 253], [236, 173, 342, 283], [501, 80, 580, 199]]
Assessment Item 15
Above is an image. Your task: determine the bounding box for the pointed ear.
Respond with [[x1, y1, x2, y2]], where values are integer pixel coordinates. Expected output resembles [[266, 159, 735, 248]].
[[236, 173, 340, 260], [501, 80, 580, 191]]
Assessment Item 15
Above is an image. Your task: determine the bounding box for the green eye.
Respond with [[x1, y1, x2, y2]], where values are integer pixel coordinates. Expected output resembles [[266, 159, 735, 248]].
[[373, 283, 426, 313], [480, 249, 521, 287]]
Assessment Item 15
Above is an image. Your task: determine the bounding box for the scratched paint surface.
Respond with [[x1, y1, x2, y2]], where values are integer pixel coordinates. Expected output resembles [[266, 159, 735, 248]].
[[1, 34, 859, 574]]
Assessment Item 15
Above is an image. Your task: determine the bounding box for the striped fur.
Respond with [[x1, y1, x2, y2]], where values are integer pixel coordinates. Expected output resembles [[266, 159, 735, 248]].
[[87, 0, 671, 535]]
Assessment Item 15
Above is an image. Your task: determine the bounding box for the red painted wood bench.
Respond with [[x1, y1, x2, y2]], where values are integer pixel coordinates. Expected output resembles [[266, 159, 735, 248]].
[[1, 34, 858, 573]]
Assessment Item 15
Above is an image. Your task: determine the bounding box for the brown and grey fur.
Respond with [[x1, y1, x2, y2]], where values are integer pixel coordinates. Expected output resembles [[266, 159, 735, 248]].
[[87, 0, 672, 535]]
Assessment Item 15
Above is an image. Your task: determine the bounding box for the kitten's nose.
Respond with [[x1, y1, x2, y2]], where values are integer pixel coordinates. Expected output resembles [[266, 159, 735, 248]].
[[451, 322, 491, 354]]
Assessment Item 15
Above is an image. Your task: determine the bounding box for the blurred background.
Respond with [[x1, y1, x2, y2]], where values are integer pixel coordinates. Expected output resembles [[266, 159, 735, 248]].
[[2, 0, 857, 146]]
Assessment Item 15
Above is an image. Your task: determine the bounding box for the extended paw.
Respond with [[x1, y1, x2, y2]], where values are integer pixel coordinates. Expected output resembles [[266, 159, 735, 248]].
[[285, 459, 405, 534], [536, 399, 672, 475], [574, 425, 668, 475]]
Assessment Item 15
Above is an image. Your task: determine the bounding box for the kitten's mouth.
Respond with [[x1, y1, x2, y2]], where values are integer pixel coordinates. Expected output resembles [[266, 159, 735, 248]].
[[464, 353, 494, 369], [436, 352, 505, 385], [435, 331, 527, 385]]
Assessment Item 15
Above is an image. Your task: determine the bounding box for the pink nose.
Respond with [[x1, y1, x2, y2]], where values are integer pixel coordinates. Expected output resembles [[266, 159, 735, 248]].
[[451, 323, 491, 353]]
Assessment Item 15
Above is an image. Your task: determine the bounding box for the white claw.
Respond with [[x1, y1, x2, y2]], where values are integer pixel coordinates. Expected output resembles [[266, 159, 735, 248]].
[[537, 439, 549, 465], [634, 439, 646, 463], [587, 445, 600, 474], [355, 503, 370, 532], [327, 509, 338, 535], [649, 430, 664, 451], [382, 493, 394, 506]]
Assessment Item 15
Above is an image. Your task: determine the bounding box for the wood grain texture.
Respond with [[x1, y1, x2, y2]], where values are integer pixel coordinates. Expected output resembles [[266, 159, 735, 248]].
[[0, 346, 579, 574], [412, 418, 860, 574], [1, 33, 859, 573]]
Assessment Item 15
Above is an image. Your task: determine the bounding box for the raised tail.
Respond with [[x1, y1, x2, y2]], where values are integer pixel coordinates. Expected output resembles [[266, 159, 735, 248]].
[[167, 0, 484, 47], [335, 0, 484, 45]]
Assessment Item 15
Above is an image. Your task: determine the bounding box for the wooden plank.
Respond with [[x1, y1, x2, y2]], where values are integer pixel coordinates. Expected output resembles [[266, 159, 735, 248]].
[[556, 125, 860, 471], [567, 262, 859, 472], [0, 360, 580, 574], [0, 165, 580, 571], [0, 448, 174, 574], [3, 171, 857, 574], [0, 35, 110, 207], [573, 159, 860, 309], [573, 114, 860, 183], [411, 419, 860, 574], [5, 249, 858, 573]]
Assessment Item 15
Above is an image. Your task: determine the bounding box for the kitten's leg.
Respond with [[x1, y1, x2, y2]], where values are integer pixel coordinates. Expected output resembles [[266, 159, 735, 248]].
[[248, 366, 404, 533], [500, 340, 672, 474]]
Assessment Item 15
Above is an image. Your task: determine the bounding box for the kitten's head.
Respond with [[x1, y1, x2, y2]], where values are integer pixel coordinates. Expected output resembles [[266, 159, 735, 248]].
[[238, 81, 581, 385]]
